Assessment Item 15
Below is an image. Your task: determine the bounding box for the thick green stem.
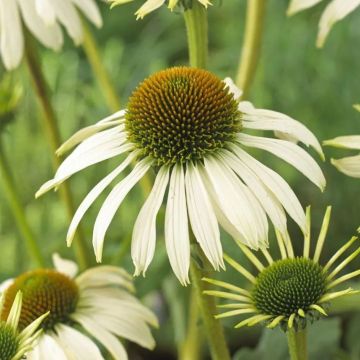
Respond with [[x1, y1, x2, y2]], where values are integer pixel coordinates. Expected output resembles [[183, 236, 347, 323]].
[[0, 139, 45, 267], [190, 248, 231, 360], [183, 2, 208, 68], [287, 328, 308, 360], [24, 36, 91, 270], [236, 0, 267, 99], [82, 23, 121, 112]]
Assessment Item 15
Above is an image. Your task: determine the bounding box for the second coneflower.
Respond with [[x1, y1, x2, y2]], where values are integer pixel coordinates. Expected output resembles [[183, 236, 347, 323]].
[[36, 67, 325, 285]]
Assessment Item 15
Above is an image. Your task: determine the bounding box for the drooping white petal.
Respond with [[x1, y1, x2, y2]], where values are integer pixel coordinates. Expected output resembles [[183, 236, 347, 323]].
[[35, 0, 56, 25], [323, 135, 360, 150], [27, 335, 68, 360], [241, 106, 324, 158], [165, 164, 190, 286], [135, 0, 165, 19], [72, 0, 103, 28], [93, 159, 151, 262], [0, 0, 24, 70], [331, 155, 360, 178], [202, 156, 267, 249], [317, 0, 360, 48], [237, 133, 326, 190], [185, 162, 224, 270], [66, 152, 137, 246], [17, 0, 63, 51], [132, 166, 169, 276], [52, 253, 78, 278], [54, 324, 104, 360], [223, 77, 243, 100], [230, 144, 306, 233], [219, 149, 287, 234], [72, 314, 128, 360], [287, 0, 323, 16]]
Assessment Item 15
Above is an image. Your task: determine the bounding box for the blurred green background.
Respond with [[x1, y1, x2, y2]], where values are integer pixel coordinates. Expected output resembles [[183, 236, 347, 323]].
[[0, 0, 359, 358]]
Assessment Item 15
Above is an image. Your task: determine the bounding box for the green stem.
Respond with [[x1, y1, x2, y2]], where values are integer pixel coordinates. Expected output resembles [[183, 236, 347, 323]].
[[0, 139, 45, 267], [179, 287, 203, 360], [183, 1, 208, 68], [236, 0, 267, 99], [24, 36, 91, 270], [82, 23, 121, 112], [287, 328, 308, 360], [190, 248, 231, 360]]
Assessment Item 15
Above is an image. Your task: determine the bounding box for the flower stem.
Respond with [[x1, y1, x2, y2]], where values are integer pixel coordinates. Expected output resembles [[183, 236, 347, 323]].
[[81, 23, 121, 112], [24, 36, 91, 270], [0, 138, 45, 267], [236, 0, 267, 99], [183, 1, 208, 68], [287, 328, 308, 360], [190, 247, 231, 360]]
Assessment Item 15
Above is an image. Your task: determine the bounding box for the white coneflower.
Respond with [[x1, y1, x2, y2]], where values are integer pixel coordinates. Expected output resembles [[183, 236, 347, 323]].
[[0, 291, 48, 360], [323, 135, 360, 178], [0, 254, 158, 359], [287, 0, 360, 48], [204, 206, 360, 331], [0, 0, 102, 70], [36, 67, 325, 286], [108, 0, 211, 19]]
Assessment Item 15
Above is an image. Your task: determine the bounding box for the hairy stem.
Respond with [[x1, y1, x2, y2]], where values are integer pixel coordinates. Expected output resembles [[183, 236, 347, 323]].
[[24, 36, 91, 270], [0, 139, 45, 267], [236, 0, 267, 99], [287, 328, 308, 360]]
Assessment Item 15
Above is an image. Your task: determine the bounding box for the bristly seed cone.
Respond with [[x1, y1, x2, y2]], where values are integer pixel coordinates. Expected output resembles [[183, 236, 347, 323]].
[[0, 323, 18, 360], [125, 67, 242, 166], [1, 269, 79, 331], [252, 258, 327, 317]]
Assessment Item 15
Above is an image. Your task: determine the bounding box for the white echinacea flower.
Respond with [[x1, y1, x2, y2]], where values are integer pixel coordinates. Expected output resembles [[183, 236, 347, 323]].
[[0, 254, 158, 359], [108, 0, 211, 19], [0, 0, 102, 70], [36, 67, 326, 286], [287, 0, 360, 47], [323, 135, 360, 178], [0, 291, 48, 360]]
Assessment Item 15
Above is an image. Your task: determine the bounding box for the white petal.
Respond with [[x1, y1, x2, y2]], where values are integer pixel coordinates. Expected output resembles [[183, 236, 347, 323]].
[[35, 0, 56, 25], [72, 314, 128, 360], [323, 135, 360, 150], [0, 279, 14, 294], [66, 152, 136, 246], [229, 144, 306, 233], [165, 164, 190, 286], [219, 149, 287, 234], [0, 0, 24, 70], [17, 0, 63, 51], [287, 0, 323, 16], [27, 334, 68, 360], [132, 166, 169, 276], [135, 0, 165, 19], [202, 156, 268, 249], [54, 324, 104, 359], [92, 159, 151, 262], [52, 253, 78, 278], [223, 77, 243, 100], [241, 106, 324, 158], [185, 163, 224, 271], [237, 133, 326, 190], [331, 155, 360, 178], [317, 0, 360, 48], [72, 0, 103, 28]]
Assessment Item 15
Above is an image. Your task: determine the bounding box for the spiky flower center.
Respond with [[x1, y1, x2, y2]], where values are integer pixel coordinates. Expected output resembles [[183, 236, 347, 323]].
[[0, 323, 18, 360], [1, 269, 79, 331], [252, 258, 327, 317], [125, 67, 242, 166]]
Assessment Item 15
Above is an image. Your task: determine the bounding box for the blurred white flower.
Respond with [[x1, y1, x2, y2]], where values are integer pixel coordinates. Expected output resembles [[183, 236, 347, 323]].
[[37, 67, 325, 286], [0, 254, 158, 360], [287, 0, 360, 47], [323, 135, 360, 178], [0, 291, 47, 360], [108, 0, 211, 19], [0, 0, 102, 70]]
